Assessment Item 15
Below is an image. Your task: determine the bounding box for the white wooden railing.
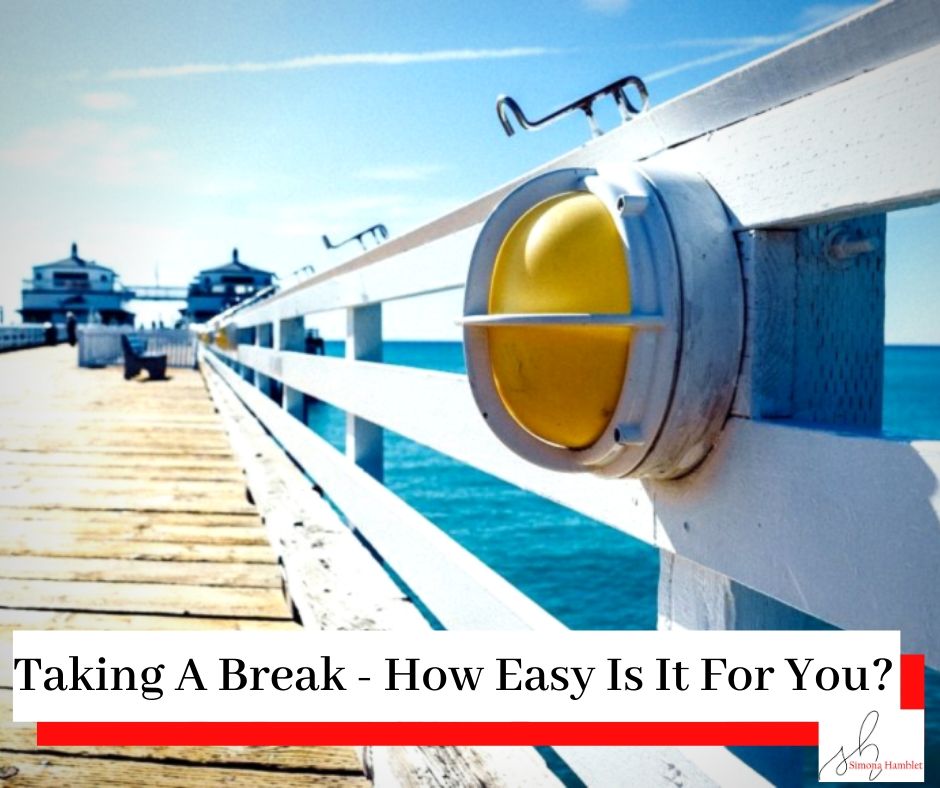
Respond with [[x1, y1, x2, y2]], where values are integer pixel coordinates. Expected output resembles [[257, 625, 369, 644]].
[[0, 325, 61, 352], [203, 1, 940, 784], [78, 326, 198, 369]]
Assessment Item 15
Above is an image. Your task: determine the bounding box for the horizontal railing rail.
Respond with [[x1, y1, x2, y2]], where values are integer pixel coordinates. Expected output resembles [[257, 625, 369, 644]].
[[0, 324, 63, 351], [123, 284, 188, 300]]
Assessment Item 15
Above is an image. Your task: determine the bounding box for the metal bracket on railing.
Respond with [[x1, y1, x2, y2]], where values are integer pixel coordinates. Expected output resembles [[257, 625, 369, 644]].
[[322, 224, 389, 252], [285, 264, 316, 284], [222, 284, 278, 317], [496, 75, 649, 140]]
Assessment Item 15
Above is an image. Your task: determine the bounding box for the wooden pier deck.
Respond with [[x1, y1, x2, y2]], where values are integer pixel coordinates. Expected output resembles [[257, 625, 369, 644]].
[[0, 345, 366, 786]]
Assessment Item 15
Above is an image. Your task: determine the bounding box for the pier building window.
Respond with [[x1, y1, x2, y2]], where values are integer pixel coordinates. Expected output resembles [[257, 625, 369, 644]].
[[53, 271, 90, 289]]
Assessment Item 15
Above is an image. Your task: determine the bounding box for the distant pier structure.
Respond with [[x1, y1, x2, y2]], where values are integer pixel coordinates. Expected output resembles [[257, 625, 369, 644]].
[[19, 243, 135, 325], [180, 248, 274, 324]]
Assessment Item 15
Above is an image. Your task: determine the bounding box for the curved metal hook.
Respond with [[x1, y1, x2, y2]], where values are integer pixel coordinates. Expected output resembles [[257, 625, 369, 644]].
[[496, 75, 649, 139], [322, 223, 390, 252], [612, 77, 649, 121], [495, 95, 529, 137]]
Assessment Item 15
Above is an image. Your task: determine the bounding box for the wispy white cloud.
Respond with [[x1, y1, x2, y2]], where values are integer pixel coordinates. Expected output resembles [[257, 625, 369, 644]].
[[647, 2, 870, 82], [0, 119, 154, 174], [646, 42, 775, 82], [0, 118, 180, 190], [798, 3, 869, 29], [78, 91, 135, 111], [104, 47, 563, 81], [666, 35, 784, 49], [354, 164, 446, 182]]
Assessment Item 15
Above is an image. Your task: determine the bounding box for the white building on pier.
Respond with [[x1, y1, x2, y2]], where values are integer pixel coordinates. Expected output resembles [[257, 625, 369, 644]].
[[19, 242, 135, 325], [181, 248, 274, 324]]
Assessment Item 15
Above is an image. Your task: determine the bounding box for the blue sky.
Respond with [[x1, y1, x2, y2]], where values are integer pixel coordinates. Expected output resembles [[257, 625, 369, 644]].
[[1, 0, 937, 341]]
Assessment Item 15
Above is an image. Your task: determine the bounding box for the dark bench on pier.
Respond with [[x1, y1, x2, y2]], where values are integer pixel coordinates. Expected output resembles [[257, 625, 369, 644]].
[[121, 334, 168, 381]]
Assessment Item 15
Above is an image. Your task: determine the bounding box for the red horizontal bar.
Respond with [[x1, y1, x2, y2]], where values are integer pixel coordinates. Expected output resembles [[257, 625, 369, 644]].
[[37, 721, 819, 747], [901, 653, 925, 710]]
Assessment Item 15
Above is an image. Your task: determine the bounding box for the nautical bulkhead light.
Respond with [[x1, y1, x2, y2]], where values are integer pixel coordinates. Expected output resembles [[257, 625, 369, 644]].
[[462, 165, 743, 479], [214, 323, 238, 351]]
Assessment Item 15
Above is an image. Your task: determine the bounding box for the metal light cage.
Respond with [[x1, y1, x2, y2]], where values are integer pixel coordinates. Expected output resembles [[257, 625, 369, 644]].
[[462, 164, 743, 479]]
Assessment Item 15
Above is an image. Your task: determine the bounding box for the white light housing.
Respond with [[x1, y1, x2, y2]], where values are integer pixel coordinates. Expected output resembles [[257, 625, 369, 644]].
[[462, 164, 743, 479]]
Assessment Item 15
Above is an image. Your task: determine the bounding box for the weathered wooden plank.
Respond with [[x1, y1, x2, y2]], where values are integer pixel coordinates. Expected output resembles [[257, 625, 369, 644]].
[[0, 439, 234, 456], [0, 753, 368, 787], [0, 463, 245, 484], [0, 449, 238, 470], [731, 230, 797, 420], [0, 423, 234, 451], [0, 506, 259, 529], [0, 536, 275, 565], [0, 491, 254, 516], [364, 747, 566, 788], [0, 467, 247, 488], [0, 392, 213, 411], [0, 414, 228, 435], [665, 42, 940, 228], [0, 578, 290, 620], [0, 522, 269, 547], [0, 475, 251, 501], [0, 691, 358, 774], [0, 415, 225, 431], [0, 445, 234, 460], [0, 419, 228, 433], [789, 216, 885, 428], [0, 556, 279, 588], [0, 608, 298, 634], [732, 216, 886, 424], [0, 398, 220, 413]]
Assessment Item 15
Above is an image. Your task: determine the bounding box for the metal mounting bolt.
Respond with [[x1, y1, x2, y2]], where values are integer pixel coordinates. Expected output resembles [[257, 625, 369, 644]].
[[614, 423, 644, 445], [827, 231, 877, 262], [617, 194, 648, 216]]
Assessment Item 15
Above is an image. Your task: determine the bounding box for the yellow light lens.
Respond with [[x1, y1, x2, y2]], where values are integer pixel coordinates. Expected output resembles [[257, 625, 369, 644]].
[[488, 191, 631, 449]]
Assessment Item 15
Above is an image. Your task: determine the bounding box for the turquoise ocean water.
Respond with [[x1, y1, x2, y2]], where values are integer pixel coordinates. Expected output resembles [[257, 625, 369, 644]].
[[306, 342, 940, 785]]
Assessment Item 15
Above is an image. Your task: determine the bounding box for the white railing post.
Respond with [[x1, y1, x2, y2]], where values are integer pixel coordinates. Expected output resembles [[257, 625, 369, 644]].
[[346, 304, 383, 481], [278, 317, 306, 420], [254, 323, 273, 397], [658, 215, 887, 783], [657, 553, 814, 787]]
